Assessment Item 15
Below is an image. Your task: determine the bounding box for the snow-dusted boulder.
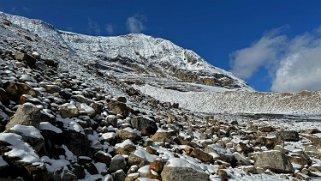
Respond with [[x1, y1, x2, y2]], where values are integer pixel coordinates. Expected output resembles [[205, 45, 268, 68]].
[[161, 158, 209, 181]]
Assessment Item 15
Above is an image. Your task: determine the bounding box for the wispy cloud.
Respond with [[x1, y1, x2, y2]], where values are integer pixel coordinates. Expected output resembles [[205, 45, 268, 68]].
[[106, 24, 114, 35], [230, 26, 321, 92], [126, 15, 146, 33], [87, 18, 101, 35]]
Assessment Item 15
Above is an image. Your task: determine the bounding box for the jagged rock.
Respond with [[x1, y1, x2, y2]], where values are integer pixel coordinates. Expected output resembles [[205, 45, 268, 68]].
[[15, 52, 36, 66], [108, 100, 130, 117], [130, 116, 157, 136], [119, 127, 141, 141], [7, 125, 44, 152], [6, 103, 42, 130], [254, 150, 294, 173], [109, 155, 127, 172], [161, 158, 209, 181], [276, 131, 300, 141]]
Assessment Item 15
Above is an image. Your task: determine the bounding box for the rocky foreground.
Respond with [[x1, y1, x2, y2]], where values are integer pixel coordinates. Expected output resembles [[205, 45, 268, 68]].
[[1, 47, 321, 181]]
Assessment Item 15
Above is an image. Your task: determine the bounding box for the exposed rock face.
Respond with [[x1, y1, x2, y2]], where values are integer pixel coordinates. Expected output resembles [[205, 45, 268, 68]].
[[254, 150, 294, 173], [161, 158, 209, 181]]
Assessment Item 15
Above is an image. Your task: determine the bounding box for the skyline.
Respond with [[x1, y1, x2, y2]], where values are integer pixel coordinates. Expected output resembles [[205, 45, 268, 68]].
[[0, 0, 320, 92]]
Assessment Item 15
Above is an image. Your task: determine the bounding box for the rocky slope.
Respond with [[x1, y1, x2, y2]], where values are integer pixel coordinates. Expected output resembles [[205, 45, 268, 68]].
[[0, 12, 321, 181]]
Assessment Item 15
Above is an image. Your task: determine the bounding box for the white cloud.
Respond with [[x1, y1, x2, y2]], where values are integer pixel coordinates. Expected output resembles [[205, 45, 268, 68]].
[[126, 15, 145, 33], [106, 24, 114, 34], [271, 30, 321, 92], [230, 26, 321, 92], [230, 33, 286, 79]]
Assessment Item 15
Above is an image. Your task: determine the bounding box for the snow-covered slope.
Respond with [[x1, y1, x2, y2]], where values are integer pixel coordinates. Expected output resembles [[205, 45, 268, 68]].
[[0, 11, 252, 92]]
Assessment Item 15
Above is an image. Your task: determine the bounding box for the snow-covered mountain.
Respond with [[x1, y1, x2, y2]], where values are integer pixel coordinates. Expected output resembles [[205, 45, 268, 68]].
[[1, 12, 321, 181], [0, 12, 252, 92]]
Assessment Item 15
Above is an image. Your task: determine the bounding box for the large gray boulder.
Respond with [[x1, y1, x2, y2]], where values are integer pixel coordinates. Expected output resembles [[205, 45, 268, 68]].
[[161, 158, 209, 181], [254, 150, 294, 173]]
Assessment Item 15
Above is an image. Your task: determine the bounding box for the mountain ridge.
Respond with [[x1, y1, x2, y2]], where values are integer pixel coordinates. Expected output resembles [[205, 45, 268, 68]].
[[0, 11, 253, 92]]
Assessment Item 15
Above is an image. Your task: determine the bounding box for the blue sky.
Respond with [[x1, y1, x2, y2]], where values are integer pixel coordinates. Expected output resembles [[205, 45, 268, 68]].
[[0, 0, 321, 92]]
